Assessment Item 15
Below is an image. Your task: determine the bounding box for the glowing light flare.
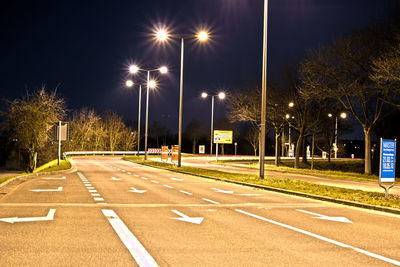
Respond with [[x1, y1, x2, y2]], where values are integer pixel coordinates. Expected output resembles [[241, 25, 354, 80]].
[[340, 112, 347, 119], [148, 80, 157, 89], [201, 92, 208, 98], [288, 102, 294, 108], [159, 66, 168, 74], [218, 92, 226, 99], [129, 65, 139, 74], [328, 113, 333, 118], [285, 114, 290, 119], [197, 31, 209, 41], [156, 29, 169, 41], [125, 80, 134, 87]]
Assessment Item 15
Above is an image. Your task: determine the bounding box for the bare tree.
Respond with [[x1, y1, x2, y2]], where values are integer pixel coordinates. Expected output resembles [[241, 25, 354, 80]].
[[3, 87, 65, 172], [245, 126, 259, 156], [103, 111, 125, 151], [184, 119, 207, 154]]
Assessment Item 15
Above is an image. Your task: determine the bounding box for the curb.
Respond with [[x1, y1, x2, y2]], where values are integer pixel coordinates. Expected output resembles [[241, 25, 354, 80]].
[[125, 159, 400, 216], [0, 165, 77, 189]]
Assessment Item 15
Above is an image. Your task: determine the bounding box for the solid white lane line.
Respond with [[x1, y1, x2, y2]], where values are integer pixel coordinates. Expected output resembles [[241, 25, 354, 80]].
[[88, 190, 97, 193], [235, 209, 400, 266], [163, 185, 174, 189], [171, 178, 184, 181], [151, 180, 159, 184], [94, 197, 104, 201], [102, 209, 158, 267], [43, 176, 66, 180], [91, 193, 101, 196], [202, 198, 220, 204], [179, 190, 192, 195]]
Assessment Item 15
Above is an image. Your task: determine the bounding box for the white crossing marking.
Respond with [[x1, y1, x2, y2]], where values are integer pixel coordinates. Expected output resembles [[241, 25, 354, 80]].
[[236, 209, 400, 266], [88, 190, 97, 193], [202, 198, 220, 204], [91, 193, 101, 197], [102, 209, 158, 266], [86, 187, 95, 190], [179, 190, 192, 195], [94, 197, 104, 201]]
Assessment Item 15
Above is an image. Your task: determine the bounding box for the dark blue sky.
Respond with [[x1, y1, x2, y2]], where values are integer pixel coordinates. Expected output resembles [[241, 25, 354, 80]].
[[0, 0, 395, 134]]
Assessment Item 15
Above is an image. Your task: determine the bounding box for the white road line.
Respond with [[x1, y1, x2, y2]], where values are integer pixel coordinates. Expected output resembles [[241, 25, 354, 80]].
[[87, 187, 95, 190], [91, 193, 101, 196], [235, 209, 400, 266], [88, 190, 97, 193], [202, 198, 220, 204], [43, 176, 66, 180], [94, 197, 104, 201], [127, 172, 132, 175], [102, 209, 158, 267], [141, 177, 148, 180], [163, 185, 174, 189], [121, 170, 126, 172], [179, 190, 192, 195], [97, 203, 107, 205], [151, 180, 159, 184], [238, 194, 263, 196], [134, 174, 140, 177], [171, 178, 184, 181], [83, 181, 91, 184], [77, 172, 86, 179], [85, 184, 93, 187]]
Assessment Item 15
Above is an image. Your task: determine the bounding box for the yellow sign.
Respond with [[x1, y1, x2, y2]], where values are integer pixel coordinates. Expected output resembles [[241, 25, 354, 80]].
[[213, 130, 233, 144]]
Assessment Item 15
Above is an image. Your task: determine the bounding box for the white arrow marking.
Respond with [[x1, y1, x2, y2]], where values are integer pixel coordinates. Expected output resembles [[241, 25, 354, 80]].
[[111, 177, 121, 181], [296, 209, 353, 224], [171, 210, 203, 224], [43, 176, 66, 180], [129, 187, 147, 194], [102, 209, 158, 266], [31, 187, 63, 192], [0, 209, 56, 224], [211, 188, 234, 194], [171, 178, 184, 181]]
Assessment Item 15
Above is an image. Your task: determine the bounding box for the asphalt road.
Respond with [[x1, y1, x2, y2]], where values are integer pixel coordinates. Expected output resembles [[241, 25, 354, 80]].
[[1, 156, 400, 266]]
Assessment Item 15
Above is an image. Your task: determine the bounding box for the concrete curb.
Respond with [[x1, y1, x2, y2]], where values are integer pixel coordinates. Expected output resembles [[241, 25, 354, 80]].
[[125, 159, 400, 216], [0, 165, 77, 189]]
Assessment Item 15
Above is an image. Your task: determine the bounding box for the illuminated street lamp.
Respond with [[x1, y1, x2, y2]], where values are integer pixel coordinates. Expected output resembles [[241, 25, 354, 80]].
[[328, 112, 347, 159], [155, 27, 209, 167], [201, 91, 226, 155], [128, 64, 167, 160]]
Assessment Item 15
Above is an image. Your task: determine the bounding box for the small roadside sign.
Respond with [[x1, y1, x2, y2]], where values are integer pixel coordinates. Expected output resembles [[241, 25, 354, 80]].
[[199, 145, 205, 154], [379, 138, 396, 199], [213, 130, 233, 144]]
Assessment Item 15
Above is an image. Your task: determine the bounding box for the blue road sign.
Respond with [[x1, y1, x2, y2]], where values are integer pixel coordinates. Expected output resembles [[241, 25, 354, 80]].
[[379, 139, 396, 183]]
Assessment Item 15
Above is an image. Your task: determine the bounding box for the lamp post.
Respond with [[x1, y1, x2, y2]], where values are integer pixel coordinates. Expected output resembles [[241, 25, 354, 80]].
[[125, 80, 142, 156], [155, 29, 209, 167], [328, 112, 347, 159], [128, 65, 168, 160], [201, 91, 226, 155], [259, 0, 269, 178]]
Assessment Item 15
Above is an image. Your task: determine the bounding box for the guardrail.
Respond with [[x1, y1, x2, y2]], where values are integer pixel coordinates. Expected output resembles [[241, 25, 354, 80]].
[[63, 151, 146, 158]]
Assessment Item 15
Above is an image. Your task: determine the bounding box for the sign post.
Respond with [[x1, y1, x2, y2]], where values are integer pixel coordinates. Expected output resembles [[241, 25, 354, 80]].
[[56, 122, 68, 166], [379, 138, 396, 199], [213, 130, 233, 163]]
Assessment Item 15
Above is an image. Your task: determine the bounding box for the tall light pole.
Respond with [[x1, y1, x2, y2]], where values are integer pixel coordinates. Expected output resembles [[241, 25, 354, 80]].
[[129, 65, 168, 160], [201, 91, 226, 155], [329, 112, 347, 159], [155, 29, 209, 167], [259, 0, 269, 178], [125, 80, 142, 155]]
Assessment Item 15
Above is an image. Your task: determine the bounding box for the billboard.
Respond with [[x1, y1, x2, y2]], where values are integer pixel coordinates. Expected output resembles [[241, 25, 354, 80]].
[[213, 130, 233, 144], [379, 139, 396, 183]]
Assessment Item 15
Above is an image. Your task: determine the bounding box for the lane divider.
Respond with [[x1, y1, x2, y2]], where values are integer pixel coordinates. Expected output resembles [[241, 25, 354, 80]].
[[77, 172, 106, 204]]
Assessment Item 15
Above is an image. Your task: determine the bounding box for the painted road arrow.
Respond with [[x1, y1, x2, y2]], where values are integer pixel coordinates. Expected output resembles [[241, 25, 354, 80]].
[[296, 209, 353, 223], [211, 188, 234, 194], [111, 177, 121, 181], [129, 187, 147, 194], [170, 210, 204, 224], [43, 176, 66, 180], [0, 209, 56, 224], [31, 187, 63, 192]]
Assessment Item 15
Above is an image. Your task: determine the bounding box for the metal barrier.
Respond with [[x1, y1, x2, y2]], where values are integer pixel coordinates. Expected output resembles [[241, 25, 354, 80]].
[[63, 151, 144, 159]]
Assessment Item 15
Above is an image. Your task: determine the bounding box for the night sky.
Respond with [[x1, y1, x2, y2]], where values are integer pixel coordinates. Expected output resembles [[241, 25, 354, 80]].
[[0, 0, 395, 135]]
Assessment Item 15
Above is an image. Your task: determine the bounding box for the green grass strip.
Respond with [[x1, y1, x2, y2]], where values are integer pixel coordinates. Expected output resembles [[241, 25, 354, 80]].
[[124, 156, 400, 210]]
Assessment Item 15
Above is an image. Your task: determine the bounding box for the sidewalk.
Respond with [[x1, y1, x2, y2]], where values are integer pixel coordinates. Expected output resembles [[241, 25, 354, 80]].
[[152, 156, 400, 196]]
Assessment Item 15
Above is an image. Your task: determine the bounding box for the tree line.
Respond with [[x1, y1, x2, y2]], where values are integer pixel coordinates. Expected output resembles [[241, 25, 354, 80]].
[[0, 88, 136, 172], [227, 12, 400, 175]]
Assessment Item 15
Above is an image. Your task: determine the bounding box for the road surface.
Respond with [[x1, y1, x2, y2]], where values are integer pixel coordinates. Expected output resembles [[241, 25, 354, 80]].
[[1, 156, 399, 266]]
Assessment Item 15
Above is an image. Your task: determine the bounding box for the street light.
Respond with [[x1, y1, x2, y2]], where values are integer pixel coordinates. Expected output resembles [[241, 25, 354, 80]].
[[259, 0, 269, 178], [328, 112, 347, 159], [128, 64, 167, 160], [201, 91, 226, 155], [155, 27, 210, 167]]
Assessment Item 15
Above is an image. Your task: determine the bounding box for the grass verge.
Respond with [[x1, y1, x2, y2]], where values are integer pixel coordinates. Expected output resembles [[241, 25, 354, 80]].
[[124, 156, 400, 210], [0, 159, 71, 186]]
